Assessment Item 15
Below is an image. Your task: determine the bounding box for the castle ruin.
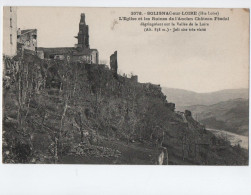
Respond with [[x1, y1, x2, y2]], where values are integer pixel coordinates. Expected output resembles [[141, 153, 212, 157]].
[[110, 51, 118, 76]]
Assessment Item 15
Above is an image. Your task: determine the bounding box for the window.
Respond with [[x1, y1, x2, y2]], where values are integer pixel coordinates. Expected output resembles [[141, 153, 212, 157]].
[[10, 34, 12, 44], [10, 7, 12, 12], [10, 18, 12, 28]]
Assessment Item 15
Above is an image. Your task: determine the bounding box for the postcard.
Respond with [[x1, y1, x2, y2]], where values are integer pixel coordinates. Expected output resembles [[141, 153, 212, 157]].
[[2, 7, 249, 165]]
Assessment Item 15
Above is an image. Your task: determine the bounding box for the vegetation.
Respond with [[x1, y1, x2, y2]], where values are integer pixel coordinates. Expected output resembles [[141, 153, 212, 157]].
[[2, 53, 248, 165]]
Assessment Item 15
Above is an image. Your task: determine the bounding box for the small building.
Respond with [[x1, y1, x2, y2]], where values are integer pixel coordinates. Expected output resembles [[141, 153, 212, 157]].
[[37, 47, 99, 64], [17, 29, 37, 52], [3, 6, 17, 57]]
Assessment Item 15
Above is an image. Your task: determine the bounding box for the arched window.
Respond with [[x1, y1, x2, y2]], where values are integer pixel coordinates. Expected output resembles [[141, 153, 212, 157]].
[[10, 18, 12, 28]]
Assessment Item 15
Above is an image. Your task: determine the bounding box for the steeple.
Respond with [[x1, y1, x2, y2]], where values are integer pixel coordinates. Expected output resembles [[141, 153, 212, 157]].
[[75, 13, 89, 49], [80, 13, 86, 25]]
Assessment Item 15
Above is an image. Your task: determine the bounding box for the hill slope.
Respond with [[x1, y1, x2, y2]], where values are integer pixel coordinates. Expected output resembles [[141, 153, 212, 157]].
[[182, 99, 249, 136], [2, 53, 248, 165], [162, 87, 248, 110]]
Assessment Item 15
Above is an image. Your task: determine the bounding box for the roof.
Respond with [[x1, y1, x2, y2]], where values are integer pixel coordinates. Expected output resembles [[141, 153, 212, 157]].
[[37, 47, 75, 55], [37, 47, 98, 56], [20, 29, 37, 35], [72, 48, 98, 56]]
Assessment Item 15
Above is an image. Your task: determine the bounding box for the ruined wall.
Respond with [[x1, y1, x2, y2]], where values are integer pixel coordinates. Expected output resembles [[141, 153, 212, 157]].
[[130, 75, 138, 83], [166, 102, 175, 112], [72, 54, 91, 64], [110, 51, 118, 76]]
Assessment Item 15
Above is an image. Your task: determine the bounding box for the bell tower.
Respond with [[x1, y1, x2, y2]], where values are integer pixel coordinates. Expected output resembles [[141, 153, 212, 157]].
[[75, 13, 90, 49]]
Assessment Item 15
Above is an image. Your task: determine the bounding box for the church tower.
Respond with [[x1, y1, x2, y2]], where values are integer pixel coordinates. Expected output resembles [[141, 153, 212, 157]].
[[75, 13, 90, 49]]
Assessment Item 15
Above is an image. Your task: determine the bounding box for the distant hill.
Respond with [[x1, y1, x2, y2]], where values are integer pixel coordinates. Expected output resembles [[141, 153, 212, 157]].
[[181, 98, 249, 136], [162, 88, 249, 110]]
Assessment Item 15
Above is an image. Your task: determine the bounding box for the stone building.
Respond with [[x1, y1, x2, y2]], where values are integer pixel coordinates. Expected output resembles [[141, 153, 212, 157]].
[[37, 13, 99, 64], [72, 48, 99, 64], [37, 47, 74, 60], [73, 13, 99, 64], [17, 29, 37, 52], [3, 6, 17, 57]]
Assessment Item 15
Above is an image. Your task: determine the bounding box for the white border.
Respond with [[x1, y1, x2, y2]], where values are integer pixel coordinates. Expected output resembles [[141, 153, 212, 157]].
[[0, 1, 251, 195]]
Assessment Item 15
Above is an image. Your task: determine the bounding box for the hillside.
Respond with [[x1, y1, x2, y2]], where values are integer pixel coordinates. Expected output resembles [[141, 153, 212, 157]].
[[2, 53, 248, 165], [182, 99, 249, 136], [162, 87, 249, 110]]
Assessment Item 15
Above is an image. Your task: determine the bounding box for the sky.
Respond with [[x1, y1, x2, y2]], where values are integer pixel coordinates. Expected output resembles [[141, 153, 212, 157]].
[[16, 7, 249, 93]]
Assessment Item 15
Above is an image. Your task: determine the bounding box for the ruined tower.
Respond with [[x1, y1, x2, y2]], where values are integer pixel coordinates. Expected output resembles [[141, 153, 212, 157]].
[[110, 51, 118, 77], [75, 13, 90, 49]]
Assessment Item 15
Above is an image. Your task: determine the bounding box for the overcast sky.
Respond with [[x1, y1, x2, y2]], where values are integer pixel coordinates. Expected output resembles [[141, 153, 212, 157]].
[[16, 7, 249, 93]]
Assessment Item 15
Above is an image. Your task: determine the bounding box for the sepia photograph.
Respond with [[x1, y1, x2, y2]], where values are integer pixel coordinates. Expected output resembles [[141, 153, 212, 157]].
[[2, 7, 249, 165]]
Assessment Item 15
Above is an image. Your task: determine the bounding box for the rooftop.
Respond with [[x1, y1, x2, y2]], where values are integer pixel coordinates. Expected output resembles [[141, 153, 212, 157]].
[[20, 29, 37, 35]]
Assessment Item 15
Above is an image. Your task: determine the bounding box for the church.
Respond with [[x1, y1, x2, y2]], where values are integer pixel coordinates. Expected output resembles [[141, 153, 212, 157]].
[[37, 13, 99, 64]]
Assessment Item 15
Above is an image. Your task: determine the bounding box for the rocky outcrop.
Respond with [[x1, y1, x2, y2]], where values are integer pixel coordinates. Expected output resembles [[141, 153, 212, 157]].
[[156, 147, 168, 165]]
